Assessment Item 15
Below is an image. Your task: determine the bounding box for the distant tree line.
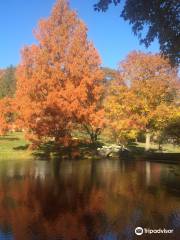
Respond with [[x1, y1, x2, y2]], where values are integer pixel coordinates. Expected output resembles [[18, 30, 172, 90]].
[[0, 65, 16, 99]]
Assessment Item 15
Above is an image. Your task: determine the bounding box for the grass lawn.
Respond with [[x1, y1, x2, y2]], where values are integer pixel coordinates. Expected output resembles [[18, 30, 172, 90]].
[[0, 132, 98, 161], [0, 131, 179, 162], [0, 132, 32, 161], [137, 142, 180, 153], [126, 142, 180, 163]]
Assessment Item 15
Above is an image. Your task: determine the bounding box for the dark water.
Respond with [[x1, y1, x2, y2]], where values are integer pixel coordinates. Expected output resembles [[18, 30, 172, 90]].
[[0, 158, 179, 240]]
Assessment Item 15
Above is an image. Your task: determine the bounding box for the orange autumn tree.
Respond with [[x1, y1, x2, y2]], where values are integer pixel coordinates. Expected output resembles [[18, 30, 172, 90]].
[[105, 52, 179, 150], [16, 0, 104, 145]]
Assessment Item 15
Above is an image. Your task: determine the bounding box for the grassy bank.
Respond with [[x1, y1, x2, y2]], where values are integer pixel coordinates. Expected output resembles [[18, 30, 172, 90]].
[[137, 142, 180, 153], [0, 132, 32, 161], [0, 131, 180, 162], [0, 132, 98, 161], [126, 142, 180, 163]]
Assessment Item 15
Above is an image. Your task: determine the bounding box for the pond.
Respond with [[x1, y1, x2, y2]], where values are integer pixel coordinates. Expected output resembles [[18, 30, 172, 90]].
[[0, 158, 179, 240]]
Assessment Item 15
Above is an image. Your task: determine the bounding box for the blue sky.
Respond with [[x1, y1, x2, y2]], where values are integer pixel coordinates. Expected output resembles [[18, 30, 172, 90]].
[[0, 0, 159, 69]]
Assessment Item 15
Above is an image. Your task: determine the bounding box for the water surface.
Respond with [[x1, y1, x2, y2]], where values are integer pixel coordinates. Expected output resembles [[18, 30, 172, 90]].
[[0, 158, 179, 240]]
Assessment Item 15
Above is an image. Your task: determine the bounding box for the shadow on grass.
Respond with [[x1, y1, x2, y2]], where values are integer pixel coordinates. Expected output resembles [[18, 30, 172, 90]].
[[127, 142, 145, 154], [0, 137, 19, 141], [127, 142, 180, 163], [13, 144, 29, 151], [32, 141, 102, 161]]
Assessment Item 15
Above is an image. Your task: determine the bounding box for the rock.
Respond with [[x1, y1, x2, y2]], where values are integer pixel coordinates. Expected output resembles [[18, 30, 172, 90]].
[[97, 144, 122, 157]]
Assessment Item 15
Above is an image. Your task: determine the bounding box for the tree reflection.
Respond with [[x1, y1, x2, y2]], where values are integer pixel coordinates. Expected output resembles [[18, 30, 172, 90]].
[[0, 159, 179, 239]]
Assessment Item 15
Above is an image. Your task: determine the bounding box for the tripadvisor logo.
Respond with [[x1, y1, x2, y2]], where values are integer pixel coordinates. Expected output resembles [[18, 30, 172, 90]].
[[135, 227, 143, 235], [135, 227, 174, 235]]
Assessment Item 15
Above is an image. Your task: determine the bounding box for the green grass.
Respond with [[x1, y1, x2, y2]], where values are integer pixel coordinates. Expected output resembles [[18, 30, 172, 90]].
[[136, 142, 180, 153], [0, 131, 99, 161], [0, 132, 32, 161], [126, 142, 180, 163], [0, 131, 179, 162]]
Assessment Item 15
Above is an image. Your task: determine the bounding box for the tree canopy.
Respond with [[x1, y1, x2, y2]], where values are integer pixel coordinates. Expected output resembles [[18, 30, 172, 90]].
[[16, 0, 104, 145], [94, 0, 180, 66], [105, 52, 180, 148]]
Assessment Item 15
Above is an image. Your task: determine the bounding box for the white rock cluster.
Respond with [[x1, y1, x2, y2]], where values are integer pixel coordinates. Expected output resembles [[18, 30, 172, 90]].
[[97, 144, 122, 157]]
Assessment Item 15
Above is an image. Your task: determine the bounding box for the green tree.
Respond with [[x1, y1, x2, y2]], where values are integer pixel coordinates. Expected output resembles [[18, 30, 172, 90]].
[[163, 115, 180, 144], [94, 0, 180, 66], [0, 65, 16, 99]]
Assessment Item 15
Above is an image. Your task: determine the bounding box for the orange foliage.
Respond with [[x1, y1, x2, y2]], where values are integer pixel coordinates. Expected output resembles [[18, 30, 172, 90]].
[[16, 0, 104, 144]]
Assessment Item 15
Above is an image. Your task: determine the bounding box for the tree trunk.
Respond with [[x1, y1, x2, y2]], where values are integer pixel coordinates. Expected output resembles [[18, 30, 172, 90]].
[[158, 142, 163, 151], [145, 132, 151, 151], [90, 133, 97, 145]]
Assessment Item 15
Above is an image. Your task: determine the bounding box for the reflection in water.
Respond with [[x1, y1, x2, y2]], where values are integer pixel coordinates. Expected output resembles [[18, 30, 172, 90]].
[[0, 159, 179, 239], [145, 162, 151, 185]]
